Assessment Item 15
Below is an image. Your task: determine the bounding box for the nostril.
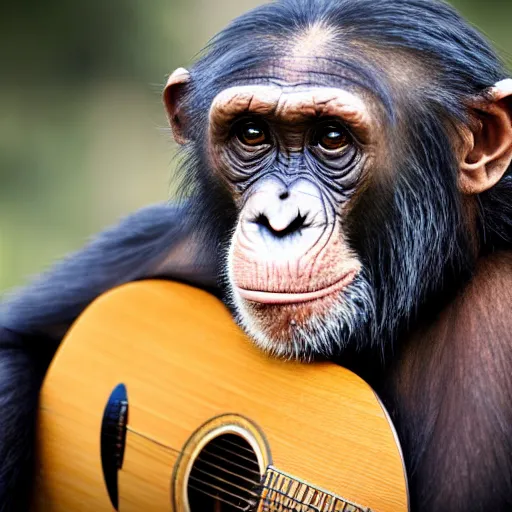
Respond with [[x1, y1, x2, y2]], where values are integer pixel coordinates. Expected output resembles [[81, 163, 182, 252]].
[[254, 214, 272, 231], [279, 190, 290, 200]]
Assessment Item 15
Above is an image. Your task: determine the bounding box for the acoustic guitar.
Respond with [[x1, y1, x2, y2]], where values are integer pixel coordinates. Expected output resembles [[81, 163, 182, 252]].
[[32, 280, 409, 512]]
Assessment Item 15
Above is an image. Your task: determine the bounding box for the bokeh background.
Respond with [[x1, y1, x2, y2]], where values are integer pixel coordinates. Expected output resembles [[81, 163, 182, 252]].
[[1, 0, 511, 291]]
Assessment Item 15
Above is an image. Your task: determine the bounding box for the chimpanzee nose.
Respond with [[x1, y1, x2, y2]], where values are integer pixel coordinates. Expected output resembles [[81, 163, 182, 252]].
[[252, 184, 311, 239], [242, 178, 325, 245], [255, 210, 307, 238]]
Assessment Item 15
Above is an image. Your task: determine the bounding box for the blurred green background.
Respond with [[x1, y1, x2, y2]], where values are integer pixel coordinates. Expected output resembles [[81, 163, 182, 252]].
[[1, 0, 511, 291]]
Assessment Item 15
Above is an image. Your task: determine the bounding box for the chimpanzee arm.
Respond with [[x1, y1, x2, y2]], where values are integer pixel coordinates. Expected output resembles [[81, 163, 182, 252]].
[[0, 201, 219, 511]]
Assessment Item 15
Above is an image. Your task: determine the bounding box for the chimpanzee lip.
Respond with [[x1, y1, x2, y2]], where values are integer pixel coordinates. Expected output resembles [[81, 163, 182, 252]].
[[236, 270, 357, 305]]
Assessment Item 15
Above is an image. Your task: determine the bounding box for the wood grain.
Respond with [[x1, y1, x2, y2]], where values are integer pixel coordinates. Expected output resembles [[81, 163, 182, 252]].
[[32, 280, 409, 511]]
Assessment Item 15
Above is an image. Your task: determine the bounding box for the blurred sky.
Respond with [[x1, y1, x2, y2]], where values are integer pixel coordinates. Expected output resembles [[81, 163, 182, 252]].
[[1, 0, 511, 291]]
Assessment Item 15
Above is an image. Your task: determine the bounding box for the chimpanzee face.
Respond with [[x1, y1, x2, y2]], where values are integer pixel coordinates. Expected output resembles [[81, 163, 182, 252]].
[[164, 15, 512, 360], [209, 80, 377, 358]]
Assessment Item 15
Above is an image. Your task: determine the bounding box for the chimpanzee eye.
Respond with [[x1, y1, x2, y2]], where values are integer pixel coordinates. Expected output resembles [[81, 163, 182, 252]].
[[315, 123, 350, 152], [235, 120, 269, 147]]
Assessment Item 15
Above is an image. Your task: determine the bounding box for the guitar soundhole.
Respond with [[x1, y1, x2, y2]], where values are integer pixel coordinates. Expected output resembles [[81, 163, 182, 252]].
[[187, 433, 261, 511]]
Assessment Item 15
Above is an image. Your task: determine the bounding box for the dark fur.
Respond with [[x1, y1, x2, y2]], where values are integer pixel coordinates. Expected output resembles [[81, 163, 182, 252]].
[[1, 0, 512, 510], [386, 252, 512, 510]]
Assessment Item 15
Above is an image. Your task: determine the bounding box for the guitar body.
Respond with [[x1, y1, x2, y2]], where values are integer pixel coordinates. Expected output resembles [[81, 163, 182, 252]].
[[32, 280, 409, 512]]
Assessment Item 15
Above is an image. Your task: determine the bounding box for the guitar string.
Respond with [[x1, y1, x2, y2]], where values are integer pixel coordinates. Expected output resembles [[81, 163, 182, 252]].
[[192, 465, 260, 498], [203, 440, 263, 467], [124, 426, 261, 476], [187, 468, 355, 512], [188, 478, 322, 512], [218, 435, 258, 455], [186, 483, 251, 511], [184, 458, 344, 512], [189, 466, 339, 511], [187, 482, 316, 512], [200, 446, 261, 476], [195, 455, 262, 485], [188, 474, 257, 504], [122, 427, 348, 511], [118, 425, 337, 511], [125, 428, 345, 510]]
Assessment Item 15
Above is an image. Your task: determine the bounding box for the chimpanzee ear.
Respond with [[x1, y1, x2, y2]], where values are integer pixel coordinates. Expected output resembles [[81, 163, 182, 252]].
[[460, 78, 512, 195], [163, 67, 191, 145]]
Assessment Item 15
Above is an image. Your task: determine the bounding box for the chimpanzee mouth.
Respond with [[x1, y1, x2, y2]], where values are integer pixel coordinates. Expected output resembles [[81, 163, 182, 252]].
[[236, 269, 358, 305]]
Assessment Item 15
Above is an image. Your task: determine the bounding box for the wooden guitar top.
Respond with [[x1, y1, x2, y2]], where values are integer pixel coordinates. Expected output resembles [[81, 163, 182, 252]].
[[32, 280, 409, 512]]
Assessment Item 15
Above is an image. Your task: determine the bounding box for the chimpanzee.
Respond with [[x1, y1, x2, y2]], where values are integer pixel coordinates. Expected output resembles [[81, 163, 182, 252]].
[[1, 0, 512, 510]]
